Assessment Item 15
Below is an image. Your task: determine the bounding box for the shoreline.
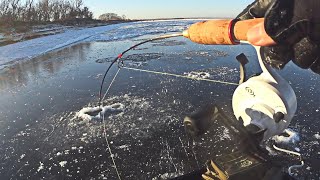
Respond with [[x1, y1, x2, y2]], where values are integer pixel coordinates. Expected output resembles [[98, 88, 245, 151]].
[[0, 17, 230, 47], [0, 19, 136, 47]]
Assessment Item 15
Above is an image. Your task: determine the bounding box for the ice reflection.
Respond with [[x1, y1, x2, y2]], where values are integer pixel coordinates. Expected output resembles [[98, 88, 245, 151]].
[[0, 43, 91, 91]]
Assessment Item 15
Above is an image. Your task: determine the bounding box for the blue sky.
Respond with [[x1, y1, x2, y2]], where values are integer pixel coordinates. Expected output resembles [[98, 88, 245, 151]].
[[86, 0, 254, 19]]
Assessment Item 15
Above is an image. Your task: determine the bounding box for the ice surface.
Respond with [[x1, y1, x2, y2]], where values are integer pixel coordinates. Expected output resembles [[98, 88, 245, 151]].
[[0, 20, 195, 68], [0, 25, 119, 66]]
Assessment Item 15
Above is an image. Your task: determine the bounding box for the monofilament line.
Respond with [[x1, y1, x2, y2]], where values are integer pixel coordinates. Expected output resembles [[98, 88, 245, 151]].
[[103, 113, 122, 180], [273, 144, 304, 176], [122, 67, 239, 86], [101, 68, 121, 103], [100, 67, 122, 179]]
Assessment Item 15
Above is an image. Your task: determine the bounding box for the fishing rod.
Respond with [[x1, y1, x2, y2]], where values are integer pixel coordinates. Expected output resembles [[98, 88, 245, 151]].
[[99, 18, 264, 105]]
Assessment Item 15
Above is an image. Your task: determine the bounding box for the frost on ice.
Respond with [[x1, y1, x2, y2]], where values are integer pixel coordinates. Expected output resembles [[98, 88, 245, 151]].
[[184, 71, 211, 79], [37, 162, 44, 172], [59, 161, 67, 167], [272, 129, 300, 144], [76, 103, 125, 121]]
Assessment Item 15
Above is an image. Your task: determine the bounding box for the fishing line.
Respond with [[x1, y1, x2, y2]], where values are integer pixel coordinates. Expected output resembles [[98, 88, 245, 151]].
[[273, 144, 304, 176], [98, 33, 183, 106], [121, 66, 239, 86], [102, 112, 122, 179], [98, 33, 183, 180], [101, 68, 121, 105], [97, 68, 122, 179]]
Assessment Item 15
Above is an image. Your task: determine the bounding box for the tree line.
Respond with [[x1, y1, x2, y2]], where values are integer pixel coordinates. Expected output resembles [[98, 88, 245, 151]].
[[99, 13, 127, 21], [0, 0, 93, 23]]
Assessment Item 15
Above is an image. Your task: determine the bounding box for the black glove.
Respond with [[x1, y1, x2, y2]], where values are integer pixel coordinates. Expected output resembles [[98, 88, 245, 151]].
[[237, 0, 320, 74]]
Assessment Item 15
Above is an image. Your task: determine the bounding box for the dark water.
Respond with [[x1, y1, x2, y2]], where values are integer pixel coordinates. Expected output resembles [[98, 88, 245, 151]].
[[0, 35, 319, 179]]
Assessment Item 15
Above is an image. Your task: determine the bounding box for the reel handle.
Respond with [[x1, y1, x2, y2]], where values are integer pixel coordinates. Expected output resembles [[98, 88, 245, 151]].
[[183, 18, 264, 45]]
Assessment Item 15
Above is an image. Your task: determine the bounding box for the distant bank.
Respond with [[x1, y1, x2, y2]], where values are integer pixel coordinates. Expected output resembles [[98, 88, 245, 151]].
[[0, 19, 136, 47]]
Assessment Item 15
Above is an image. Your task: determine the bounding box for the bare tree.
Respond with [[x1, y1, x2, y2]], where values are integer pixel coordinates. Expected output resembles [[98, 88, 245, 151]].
[[51, 0, 61, 21], [74, 0, 82, 10], [7, 0, 21, 20], [24, 0, 34, 21], [0, 0, 10, 18], [0, 0, 94, 23], [99, 13, 124, 21]]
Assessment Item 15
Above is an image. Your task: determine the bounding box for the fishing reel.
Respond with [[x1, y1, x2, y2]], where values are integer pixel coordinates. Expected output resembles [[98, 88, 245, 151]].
[[184, 45, 297, 142], [182, 45, 297, 179], [182, 18, 297, 141], [232, 46, 297, 140]]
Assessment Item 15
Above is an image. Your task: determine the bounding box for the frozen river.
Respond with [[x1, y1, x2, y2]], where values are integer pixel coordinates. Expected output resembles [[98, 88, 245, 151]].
[[0, 20, 319, 179]]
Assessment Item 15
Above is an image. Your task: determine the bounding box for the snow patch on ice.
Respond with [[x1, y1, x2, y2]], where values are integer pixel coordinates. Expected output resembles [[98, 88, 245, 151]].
[[219, 127, 231, 140], [59, 161, 67, 167], [152, 172, 184, 180], [184, 71, 211, 79], [272, 129, 300, 144], [37, 162, 44, 172], [69, 94, 159, 139], [127, 62, 146, 67], [118, 144, 130, 149], [64, 150, 70, 155], [314, 133, 320, 139], [76, 103, 125, 121], [20, 154, 26, 159]]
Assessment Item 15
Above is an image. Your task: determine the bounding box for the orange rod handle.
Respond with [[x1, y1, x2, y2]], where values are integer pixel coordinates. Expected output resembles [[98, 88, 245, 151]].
[[183, 18, 264, 45]]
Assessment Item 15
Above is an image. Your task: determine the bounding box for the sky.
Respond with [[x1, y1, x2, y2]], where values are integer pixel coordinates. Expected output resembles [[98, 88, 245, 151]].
[[86, 0, 254, 19]]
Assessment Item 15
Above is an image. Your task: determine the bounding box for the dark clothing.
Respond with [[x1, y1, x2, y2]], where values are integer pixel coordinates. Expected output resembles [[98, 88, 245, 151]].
[[237, 0, 320, 74]]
